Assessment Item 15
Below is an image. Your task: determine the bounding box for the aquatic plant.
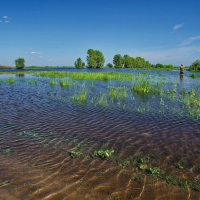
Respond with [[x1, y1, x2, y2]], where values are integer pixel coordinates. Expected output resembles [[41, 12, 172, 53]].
[[72, 90, 88, 104], [116, 159, 130, 168], [108, 86, 127, 100], [49, 80, 58, 86], [91, 149, 114, 159], [190, 74, 200, 78], [68, 149, 83, 158], [27, 79, 38, 85], [97, 95, 108, 107], [132, 79, 163, 97], [35, 71, 134, 81], [5, 78, 16, 84], [60, 80, 74, 87]]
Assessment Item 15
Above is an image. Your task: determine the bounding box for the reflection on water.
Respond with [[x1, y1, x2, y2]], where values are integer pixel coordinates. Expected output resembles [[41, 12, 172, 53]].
[[0, 70, 200, 200]]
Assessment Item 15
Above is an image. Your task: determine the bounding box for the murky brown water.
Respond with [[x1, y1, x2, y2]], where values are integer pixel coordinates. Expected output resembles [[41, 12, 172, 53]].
[[0, 71, 200, 200]]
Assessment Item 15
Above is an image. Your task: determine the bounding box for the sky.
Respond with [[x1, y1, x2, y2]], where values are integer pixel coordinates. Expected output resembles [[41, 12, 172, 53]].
[[0, 0, 200, 66]]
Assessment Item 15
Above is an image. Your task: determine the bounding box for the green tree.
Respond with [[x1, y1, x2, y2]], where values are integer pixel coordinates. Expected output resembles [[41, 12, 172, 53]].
[[123, 55, 132, 68], [113, 54, 124, 68], [190, 60, 200, 71], [106, 63, 113, 68], [74, 57, 85, 68], [15, 57, 25, 69], [87, 49, 105, 68]]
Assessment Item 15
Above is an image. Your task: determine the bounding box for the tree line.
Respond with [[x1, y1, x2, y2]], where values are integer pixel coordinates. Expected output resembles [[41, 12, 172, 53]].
[[14, 49, 200, 71], [74, 49, 176, 69]]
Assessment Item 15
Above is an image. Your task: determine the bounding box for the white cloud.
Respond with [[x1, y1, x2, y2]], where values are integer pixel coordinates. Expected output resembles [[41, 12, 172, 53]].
[[0, 16, 11, 23], [173, 23, 184, 31], [181, 35, 200, 46], [30, 51, 41, 55]]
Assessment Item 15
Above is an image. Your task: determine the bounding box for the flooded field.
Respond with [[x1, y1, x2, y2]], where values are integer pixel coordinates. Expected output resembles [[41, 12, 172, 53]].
[[0, 69, 200, 200]]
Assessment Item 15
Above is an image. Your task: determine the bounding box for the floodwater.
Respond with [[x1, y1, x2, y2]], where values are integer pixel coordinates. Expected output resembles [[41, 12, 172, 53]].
[[0, 69, 200, 200]]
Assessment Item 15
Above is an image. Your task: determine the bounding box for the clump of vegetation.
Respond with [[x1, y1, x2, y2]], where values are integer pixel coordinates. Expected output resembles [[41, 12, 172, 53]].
[[108, 87, 127, 100], [60, 80, 74, 88], [190, 74, 200, 78], [132, 79, 163, 97], [91, 149, 114, 159], [5, 78, 16, 84], [117, 159, 130, 168], [72, 90, 88, 104], [49, 80, 58, 86], [68, 145, 84, 158]]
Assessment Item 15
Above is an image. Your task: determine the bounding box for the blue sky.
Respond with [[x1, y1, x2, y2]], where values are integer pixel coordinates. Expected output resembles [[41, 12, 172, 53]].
[[0, 0, 200, 66]]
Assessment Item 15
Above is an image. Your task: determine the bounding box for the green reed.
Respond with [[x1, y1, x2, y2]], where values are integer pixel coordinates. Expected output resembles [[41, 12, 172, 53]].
[[72, 90, 88, 104], [49, 80, 58, 86], [60, 80, 74, 87], [108, 86, 127, 100], [35, 71, 134, 81], [132, 78, 163, 97], [5, 78, 16, 84]]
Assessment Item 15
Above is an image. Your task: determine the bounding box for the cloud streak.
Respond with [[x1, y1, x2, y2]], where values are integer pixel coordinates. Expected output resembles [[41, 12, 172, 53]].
[[181, 35, 200, 46], [30, 51, 41, 55], [173, 23, 184, 31]]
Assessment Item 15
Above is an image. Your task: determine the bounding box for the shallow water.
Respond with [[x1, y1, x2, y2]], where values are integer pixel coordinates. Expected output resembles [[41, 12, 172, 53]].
[[0, 69, 200, 200]]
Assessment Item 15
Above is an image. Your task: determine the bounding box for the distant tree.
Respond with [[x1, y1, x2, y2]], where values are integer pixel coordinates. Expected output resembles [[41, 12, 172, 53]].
[[123, 55, 132, 68], [113, 54, 124, 68], [155, 63, 163, 68], [87, 49, 105, 68], [106, 63, 113, 68], [15, 57, 25, 69], [74, 57, 85, 68], [190, 60, 200, 71]]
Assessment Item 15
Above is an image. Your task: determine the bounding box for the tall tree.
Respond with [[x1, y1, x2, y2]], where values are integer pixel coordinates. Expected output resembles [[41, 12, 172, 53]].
[[74, 57, 85, 68], [123, 55, 132, 68], [113, 54, 124, 68], [87, 49, 105, 68], [15, 58, 25, 69]]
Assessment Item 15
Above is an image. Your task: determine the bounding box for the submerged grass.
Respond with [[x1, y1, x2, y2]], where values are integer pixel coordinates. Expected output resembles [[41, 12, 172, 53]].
[[16, 130, 200, 192], [35, 71, 134, 81]]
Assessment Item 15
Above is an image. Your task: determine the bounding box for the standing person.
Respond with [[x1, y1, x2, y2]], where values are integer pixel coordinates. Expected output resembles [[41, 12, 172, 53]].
[[180, 64, 184, 74]]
